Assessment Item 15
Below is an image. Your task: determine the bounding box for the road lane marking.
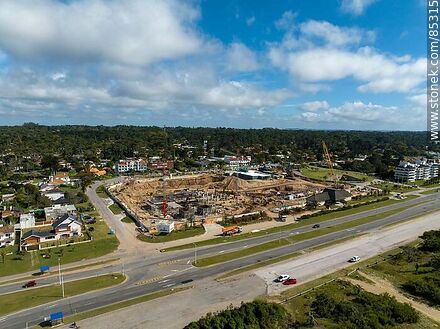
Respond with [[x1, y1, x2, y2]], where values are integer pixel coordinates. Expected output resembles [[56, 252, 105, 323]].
[[135, 276, 163, 286]]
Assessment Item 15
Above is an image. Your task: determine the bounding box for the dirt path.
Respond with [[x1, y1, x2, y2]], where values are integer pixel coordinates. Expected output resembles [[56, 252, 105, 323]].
[[346, 271, 440, 321]]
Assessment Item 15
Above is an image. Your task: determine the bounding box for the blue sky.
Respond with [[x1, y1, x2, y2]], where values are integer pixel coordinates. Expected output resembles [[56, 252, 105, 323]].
[[0, 0, 427, 130]]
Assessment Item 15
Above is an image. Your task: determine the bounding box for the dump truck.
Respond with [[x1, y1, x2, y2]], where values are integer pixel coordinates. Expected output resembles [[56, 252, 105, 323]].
[[222, 225, 243, 236]]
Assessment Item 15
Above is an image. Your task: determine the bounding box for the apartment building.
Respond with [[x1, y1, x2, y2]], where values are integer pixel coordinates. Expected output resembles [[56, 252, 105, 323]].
[[115, 159, 148, 173], [394, 159, 440, 182], [224, 156, 251, 171]]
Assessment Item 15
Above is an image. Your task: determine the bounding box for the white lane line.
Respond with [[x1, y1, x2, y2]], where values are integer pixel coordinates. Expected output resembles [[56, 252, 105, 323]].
[[159, 279, 170, 284], [218, 250, 225, 254], [162, 283, 176, 288]]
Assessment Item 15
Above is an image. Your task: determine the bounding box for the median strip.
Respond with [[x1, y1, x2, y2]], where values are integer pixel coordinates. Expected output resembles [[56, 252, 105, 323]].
[[194, 204, 417, 267], [0, 274, 125, 316]]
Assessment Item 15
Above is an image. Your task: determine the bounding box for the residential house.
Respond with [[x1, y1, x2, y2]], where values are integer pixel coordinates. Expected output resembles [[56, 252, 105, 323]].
[[52, 214, 82, 239], [43, 189, 65, 201], [115, 159, 148, 173], [20, 230, 56, 250], [49, 172, 71, 186], [1, 193, 16, 202], [0, 226, 15, 247], [44, 204, 77, 221]]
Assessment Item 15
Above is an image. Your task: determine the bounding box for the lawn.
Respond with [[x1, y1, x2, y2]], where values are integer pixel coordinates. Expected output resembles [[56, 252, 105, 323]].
[[137, 227, 205, 243], [96, 185, 108, 198], [301, 165, 373, 182], [0, 274, 125, 316], [195, 204, 416, 267], [0, 217, 119, 277], [121, 216, 133, 223], [164, 196, 418, 252], [372, 182, 419, 193], [109, 203, 123, 215]]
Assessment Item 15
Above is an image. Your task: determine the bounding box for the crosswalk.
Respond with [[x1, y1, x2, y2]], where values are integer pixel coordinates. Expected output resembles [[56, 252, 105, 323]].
[[135, 276, 164, 286]]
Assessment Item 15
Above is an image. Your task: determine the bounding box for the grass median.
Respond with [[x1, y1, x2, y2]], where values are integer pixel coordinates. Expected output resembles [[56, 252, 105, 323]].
[[0, 274, 125, 316], [164, 196, 419, 252], [195, 204, 416, 267]]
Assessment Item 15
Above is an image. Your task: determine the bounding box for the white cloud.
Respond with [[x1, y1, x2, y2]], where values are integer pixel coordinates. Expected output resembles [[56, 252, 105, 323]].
[[299, 20, 375, 47], [225, 43, 259, 72], [270, 46, 425, 93], [300, 101, 330, 111], [275, 11, 297, 30], [341, 0, 377, 16], [0, 0, 202, 65], [246, 16, 256, 26]]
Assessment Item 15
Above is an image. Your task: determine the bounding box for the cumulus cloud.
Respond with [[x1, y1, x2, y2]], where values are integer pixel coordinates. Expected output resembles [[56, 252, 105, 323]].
[[225, 43, 259, 72], [341, 0, 377, 16], [300, 101, 330, 111], [275, 11, 297, 30], [0, 0, 202, 65], [268, 15, 424, 95], [299, 20, 375, 47]]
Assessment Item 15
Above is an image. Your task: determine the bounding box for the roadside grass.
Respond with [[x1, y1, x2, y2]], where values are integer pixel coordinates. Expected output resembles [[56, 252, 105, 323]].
[[217, 235, 364, 280], [109, 203, 123, 215], [164, 196, 418, 252], [300, 165, 373, 182], [35, 286, 193, 328], [137, 227, 205, 243], [195, 205, 415, 267], [0, 274, 125, 316], [0, 258, 119, 286], [420, 189, 440, 195], [96, 185, 108, 198], [121, 216, 133, 223], [372, 182, 419, 193]]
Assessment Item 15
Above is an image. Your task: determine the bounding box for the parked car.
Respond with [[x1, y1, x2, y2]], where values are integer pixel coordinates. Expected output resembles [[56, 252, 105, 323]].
[[86, 218, 96, 224], [312, 224, 320, 229], [22, 280, 37, 288], [283, 278, 297, 285], [349, 256, 361, 263], [275, 274, 290, 282]]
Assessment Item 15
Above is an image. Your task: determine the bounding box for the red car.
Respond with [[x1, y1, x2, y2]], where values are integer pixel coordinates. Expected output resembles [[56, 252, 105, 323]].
[[283, 278, 297, 285], [22, 280, 37, 288]]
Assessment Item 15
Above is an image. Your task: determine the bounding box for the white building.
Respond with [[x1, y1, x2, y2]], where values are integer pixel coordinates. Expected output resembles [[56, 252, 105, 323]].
[[0, 226, 15, 247], [156, 220, 175, 234], [44, 204, 77, 221], [42, 189, 65, 201], [115, 159, 148, 173], [394, 159, 440, 182], [19, 213, 36, 229], [224, 156, 251, 171]]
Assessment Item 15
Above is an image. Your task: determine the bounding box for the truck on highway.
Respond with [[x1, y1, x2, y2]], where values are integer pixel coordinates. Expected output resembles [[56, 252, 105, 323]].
[[222, 225, 243, 236]]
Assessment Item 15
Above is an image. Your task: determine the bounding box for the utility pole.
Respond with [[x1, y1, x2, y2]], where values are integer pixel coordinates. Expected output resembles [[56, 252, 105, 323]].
[[58, 257, 61, 285], [61, 273, 65, 298]]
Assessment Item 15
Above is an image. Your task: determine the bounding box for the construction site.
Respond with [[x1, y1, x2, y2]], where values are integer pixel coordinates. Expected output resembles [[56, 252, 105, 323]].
[[109, 173, 328, 232]]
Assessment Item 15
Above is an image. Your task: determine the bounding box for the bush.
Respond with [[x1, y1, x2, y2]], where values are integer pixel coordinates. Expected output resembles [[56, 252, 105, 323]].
[[419, 230, 440, 252], [402, 277, 440, 306], [312, 288, 419, 328], [184, 301, 293, 329]]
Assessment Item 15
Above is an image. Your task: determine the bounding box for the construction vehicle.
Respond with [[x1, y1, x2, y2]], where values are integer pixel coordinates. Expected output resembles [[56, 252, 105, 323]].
[[222, 225, 243, 236]]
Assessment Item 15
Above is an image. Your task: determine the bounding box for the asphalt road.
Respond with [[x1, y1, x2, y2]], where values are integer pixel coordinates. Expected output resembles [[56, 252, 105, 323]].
[[1, 193, 439, 329]]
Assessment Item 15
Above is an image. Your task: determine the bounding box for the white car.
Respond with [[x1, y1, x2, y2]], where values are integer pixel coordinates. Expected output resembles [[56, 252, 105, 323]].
[[349, 256, 360, 263], [275, 274, 290, 282]]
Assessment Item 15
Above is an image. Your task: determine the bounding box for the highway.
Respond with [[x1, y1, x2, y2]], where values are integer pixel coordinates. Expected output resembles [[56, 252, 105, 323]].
[[1, 191, 439, 329]]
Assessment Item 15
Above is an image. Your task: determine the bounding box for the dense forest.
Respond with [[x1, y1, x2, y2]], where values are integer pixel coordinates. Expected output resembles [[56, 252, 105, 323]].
[[0, 124, 437, 164]]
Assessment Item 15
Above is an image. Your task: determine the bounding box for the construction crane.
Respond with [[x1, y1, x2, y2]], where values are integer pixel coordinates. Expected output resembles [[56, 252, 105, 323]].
[[322, 141, 339, 188], [161, 169, 168, 218]]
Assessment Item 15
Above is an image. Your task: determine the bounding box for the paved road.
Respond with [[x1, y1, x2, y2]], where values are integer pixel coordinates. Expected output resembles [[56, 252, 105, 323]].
[[1, 193, 439, 329]]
